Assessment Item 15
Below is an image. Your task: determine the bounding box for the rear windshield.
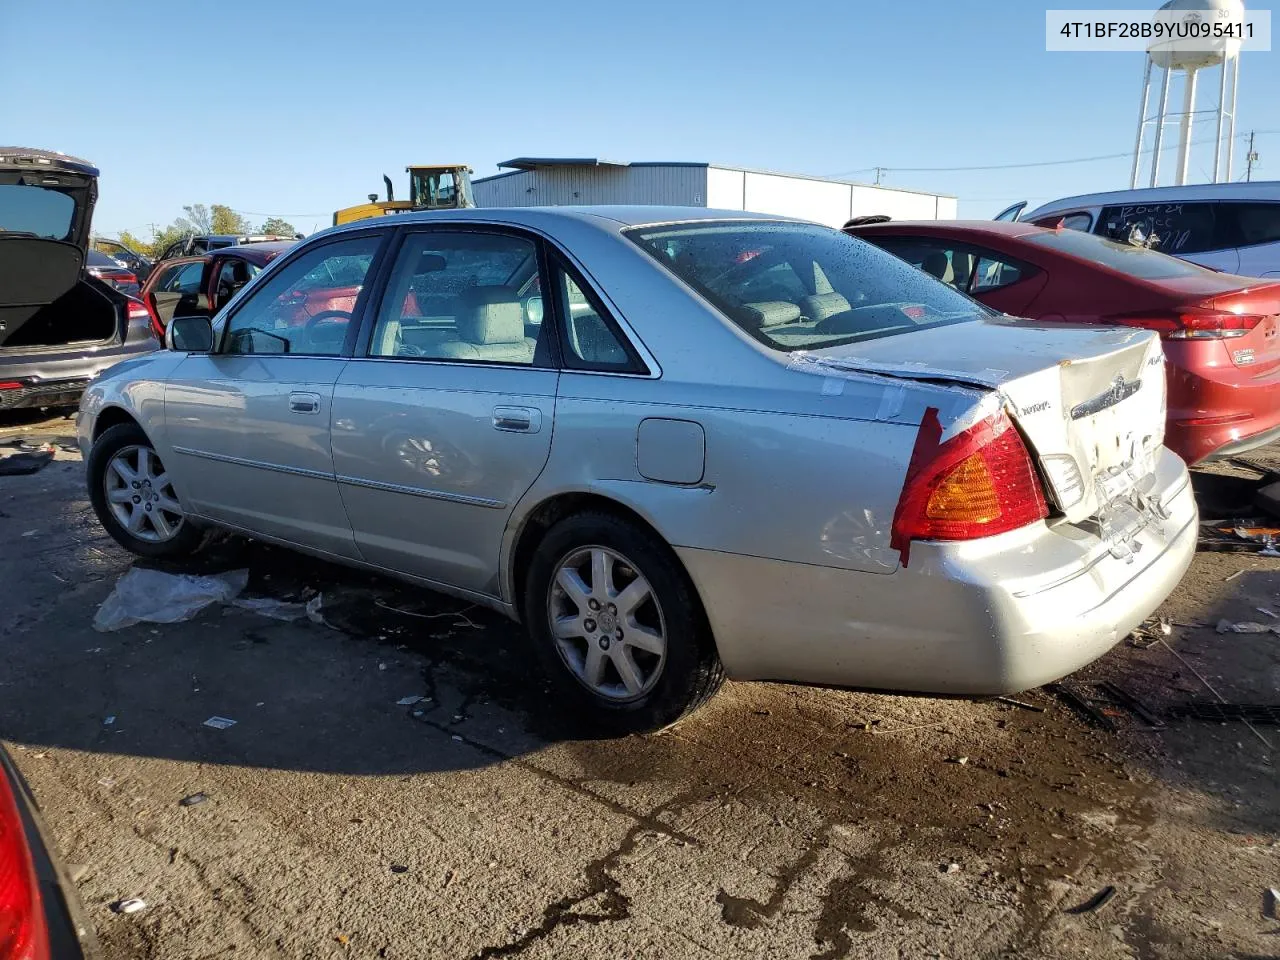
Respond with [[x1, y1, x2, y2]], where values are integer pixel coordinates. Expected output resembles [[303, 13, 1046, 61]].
[[1024, 228, 1212, 280], [625, 221, 986, 351], [0, 184, 75, 241]]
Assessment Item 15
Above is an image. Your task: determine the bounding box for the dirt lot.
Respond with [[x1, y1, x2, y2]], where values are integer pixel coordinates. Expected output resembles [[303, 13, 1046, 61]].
[[2, 412, 1278, 959]]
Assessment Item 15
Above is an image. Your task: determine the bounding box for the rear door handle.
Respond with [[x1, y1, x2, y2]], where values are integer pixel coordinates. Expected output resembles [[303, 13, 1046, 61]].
[[289, 391, 322, 414], [492, 406, 540, 433]]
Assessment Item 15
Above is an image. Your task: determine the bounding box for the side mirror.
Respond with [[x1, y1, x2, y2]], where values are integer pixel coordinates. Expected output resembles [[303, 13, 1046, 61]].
[[167, 316, 214, 352], [524, 295, 544, 326]]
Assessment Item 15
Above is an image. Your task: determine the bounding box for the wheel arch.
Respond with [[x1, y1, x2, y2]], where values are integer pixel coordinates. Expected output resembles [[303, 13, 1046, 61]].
[[92, 405, 143, 441], [505, 489, 710, 631]]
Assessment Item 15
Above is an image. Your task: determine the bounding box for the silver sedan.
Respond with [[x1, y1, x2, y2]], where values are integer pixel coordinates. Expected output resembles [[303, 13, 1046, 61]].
[[78, 207, 1197, 731]]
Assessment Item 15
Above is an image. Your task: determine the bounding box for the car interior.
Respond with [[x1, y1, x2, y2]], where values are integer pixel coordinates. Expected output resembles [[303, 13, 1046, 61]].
[[641, 231, 981, 350]]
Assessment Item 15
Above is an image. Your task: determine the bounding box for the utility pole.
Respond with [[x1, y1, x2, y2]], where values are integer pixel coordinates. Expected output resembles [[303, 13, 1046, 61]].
[[873, 166, 886, 185], [1245, 131, 1259, 182]]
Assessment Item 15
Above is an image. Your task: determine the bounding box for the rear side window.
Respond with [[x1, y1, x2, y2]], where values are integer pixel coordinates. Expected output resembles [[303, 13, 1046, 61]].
[[156, 262, 205, 294], [868, 237, 1032, 294], [1095, 202, 1218, 255], [627, 221, 986, 351], [1024, 228, 1214, 280], [0, 184, 75, 240], [1217, 202, 1280, 249]]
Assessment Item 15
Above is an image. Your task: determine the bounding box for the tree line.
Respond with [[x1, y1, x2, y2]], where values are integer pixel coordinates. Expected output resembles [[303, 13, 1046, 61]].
[[112, 204, 298, 258]]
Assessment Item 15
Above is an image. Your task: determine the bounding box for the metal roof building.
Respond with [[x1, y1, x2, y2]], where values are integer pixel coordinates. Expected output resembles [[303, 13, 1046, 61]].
[[472, 158, 956, 226]]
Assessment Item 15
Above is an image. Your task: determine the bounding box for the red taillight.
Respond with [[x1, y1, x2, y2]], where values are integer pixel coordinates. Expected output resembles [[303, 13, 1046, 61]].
[[890, 408, 1048, 565], [114, 272, 138, 286], [0, 769, 50, 960], [0, 383, 21, 392], [1111, 308, 1263, 340]]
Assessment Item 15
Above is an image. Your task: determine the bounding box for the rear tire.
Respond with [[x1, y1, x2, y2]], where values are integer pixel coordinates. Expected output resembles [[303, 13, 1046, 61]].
[[87, 423, 204, 560], [524, 511, 724, 733]]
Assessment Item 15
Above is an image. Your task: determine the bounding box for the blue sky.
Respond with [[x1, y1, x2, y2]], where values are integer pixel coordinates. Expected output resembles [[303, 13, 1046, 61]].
[[3, 0, 1276, 236]]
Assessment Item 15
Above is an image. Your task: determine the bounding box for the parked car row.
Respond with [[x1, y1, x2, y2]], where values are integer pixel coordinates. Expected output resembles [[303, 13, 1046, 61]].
[[848, 218, 1280, 465]]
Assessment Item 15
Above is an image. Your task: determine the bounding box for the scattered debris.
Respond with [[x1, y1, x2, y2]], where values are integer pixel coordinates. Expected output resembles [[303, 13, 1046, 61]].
[[1265, 887, 1280, 920], [1157, 639, 1275, 750], [93, 568, 249, 631], [1224, 569, 1246, 582], [1094, 682, 1165, 729], [231, 596, 309, 621], [994, 696, 1045, 712], [396, 696, 425, 706], [1258, 607, 1279, 619], [97, 777, 115, 788], [202, 716, 237, 730], [451, 735, 463, 742], [1216, 619, 1280, 635], [111, 898, 147, 915], [305, 594, 326, 626], [1169, 701, 1280, 726], [1048, 683, 1117, 732], [1066, 886, 1117, 915], [941, 863, 961, 874], [1128, 616, 1172, 648], [946, 756, 969, 765], [103, 716, 115, 726], [374, 597, 481, 629], [390, 864, 409, 874], [179, 792, 208, 807], [0, 445, 54, 476]]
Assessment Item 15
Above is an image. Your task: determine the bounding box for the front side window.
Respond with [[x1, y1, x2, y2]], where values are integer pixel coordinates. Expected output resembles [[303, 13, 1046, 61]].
[[0, 184, 75, 240], [368, 231, 546, 365], [223, 235, 381, 356], [157, 261, 205, 294], [628, 221, 986, 351]]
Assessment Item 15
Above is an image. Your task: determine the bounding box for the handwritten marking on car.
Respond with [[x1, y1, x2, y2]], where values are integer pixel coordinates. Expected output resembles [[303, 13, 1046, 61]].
[[1019, 401, 1052, 416]]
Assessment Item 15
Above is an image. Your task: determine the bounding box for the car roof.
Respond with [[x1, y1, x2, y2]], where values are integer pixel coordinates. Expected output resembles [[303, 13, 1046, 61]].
[[1027, 180, 1280, 217], [320, 205, 800, 242], [850, 219, 1050, 240], [219, 240, 296, 262], [0, 146, 99, 178]]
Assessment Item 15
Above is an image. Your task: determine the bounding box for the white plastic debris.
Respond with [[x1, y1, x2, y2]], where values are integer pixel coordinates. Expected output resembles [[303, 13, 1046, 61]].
[[230, 596, 308, 621], [93, 568, 249, 632], [202, 716, 236, 730], [112, 898, 147, 914], [396, 696, 425, 706], [305, 594, 326, 625]]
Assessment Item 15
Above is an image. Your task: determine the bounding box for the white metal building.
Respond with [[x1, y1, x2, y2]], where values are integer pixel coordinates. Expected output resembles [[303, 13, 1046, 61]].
[[472, 159, 956, 226]]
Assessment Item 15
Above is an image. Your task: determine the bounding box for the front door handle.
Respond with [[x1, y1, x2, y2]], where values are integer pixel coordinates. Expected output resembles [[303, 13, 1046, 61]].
[[289, 391, 322, 415], [492, 406, 540, 433]]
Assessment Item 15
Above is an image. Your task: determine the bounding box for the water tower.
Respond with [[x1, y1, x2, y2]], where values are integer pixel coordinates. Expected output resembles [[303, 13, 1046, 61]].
[[1130, 0, 1243, 188]]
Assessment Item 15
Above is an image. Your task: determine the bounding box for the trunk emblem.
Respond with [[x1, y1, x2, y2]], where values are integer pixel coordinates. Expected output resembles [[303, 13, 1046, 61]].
[[1070, 376, 1141, 420], [1233, 348, 1256, 365]]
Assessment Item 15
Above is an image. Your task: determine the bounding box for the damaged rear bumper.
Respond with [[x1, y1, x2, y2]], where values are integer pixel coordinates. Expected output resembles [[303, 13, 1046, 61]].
[[678, 447, 1196, 695]]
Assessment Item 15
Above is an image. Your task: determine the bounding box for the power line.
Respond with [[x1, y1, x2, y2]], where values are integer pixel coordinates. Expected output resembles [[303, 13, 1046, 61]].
[[230, 208, 330, 219], [827, 129, 1279, 179]]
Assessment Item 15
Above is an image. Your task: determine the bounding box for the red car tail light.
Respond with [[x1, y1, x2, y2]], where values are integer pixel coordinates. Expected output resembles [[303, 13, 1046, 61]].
[[0, 769, 50, 960], [1110, 308, 1264, 340], [891, 408, 1048, 565], [0, 383, 22, 392]]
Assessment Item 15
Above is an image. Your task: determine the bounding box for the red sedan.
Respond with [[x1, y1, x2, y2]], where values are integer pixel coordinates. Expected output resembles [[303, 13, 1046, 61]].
[[849, 220, 1280, 465]]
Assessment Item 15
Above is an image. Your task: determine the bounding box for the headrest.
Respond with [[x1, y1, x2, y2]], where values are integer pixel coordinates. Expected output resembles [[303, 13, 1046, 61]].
[[457, 286, 524, 344], [921, 251, 949, 280], [417, 253, 446, 275], [744, 300, 802, 329]]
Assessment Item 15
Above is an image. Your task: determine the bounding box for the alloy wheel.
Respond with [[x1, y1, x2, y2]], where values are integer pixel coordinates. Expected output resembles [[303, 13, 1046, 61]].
[[547, 545, 667, 702], [103, 445, 184, 543]]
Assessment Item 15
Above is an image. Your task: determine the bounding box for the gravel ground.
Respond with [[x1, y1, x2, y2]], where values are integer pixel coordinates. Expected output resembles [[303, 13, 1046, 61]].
[[1, 411, 1278, 959]]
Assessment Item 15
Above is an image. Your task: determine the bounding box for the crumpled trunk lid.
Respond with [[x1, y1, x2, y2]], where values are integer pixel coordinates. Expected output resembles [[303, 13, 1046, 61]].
[[800, 318, 1169, 530]]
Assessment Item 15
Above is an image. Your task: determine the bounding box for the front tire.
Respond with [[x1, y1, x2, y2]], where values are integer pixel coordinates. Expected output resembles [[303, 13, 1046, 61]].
[[87, 423, 203, 559], [524, 511, 724, 732]]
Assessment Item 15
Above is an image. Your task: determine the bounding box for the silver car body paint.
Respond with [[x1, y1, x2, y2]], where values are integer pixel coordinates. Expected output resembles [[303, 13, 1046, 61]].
[[79, 207, 1196, 696]]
